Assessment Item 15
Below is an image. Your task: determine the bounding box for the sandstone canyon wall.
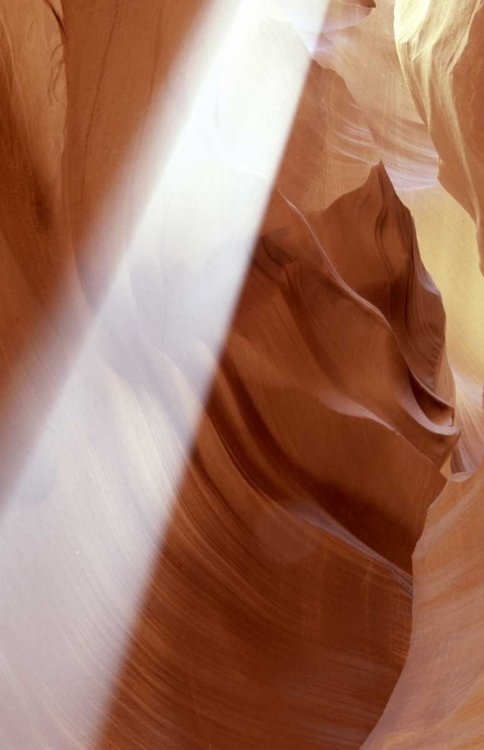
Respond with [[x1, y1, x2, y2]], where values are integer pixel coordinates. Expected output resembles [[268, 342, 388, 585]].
[[0, 1, 483, 749]]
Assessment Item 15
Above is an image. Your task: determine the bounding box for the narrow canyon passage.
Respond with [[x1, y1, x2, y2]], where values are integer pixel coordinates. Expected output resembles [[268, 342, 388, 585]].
[[0, 1, 483, 748]]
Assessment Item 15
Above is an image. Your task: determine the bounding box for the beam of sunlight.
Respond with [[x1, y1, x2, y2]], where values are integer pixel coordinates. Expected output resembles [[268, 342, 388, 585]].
[[0, 1, 329, 746]]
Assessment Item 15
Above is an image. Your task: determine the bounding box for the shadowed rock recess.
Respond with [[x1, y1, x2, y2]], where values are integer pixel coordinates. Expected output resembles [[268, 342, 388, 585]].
[[0, 1, 483, 748]]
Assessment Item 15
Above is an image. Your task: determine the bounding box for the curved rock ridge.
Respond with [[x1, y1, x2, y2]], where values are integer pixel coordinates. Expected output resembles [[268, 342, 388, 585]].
[[395, 0, 484, 270], [0, 1, 483, 749], [305, 164, 450, 398], [96, 428, 416, 749], [95, 160, 458, 748], [267, 61, 379, 223], [219, 169, 456, 569], [362, 464, 484, 749], [398, 183, 484, 472], [313, 0, 439, 191]]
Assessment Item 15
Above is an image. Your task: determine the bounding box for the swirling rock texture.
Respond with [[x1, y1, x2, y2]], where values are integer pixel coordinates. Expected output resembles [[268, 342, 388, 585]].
[[0, 1, 483, 749]]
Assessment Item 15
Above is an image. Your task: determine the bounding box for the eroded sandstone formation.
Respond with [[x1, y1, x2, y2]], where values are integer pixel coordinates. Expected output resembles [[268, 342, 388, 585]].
[[0, 1, 483, 748]]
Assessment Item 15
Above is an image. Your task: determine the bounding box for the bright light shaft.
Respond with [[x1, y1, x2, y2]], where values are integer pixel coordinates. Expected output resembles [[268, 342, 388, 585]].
[[0, 1, 329, 747]]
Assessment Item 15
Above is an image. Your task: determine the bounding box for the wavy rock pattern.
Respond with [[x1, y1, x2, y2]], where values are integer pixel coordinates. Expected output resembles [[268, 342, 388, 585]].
[[96, 163, 453, 749], [395, 0, 484, 268], [313, 0, 439, 190], [363, 465, 484, 749], [0, 1, 483, 749], [267, 62, 379, 223]]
